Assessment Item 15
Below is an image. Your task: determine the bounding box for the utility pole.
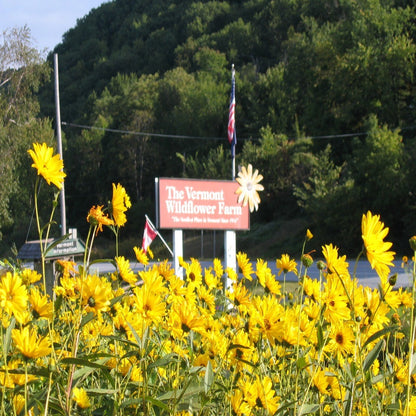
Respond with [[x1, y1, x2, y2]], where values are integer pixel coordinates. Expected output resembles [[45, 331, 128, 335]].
[[54, 53, 66, 236]]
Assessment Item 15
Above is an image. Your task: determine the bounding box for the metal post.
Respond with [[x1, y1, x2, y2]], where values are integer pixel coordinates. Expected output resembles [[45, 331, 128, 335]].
[[54, 54, 66, 236], [173, 229, 183, 278]]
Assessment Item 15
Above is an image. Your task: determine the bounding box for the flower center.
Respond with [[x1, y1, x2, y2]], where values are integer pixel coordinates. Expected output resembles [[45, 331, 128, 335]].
[[336, 333, 344, 345]]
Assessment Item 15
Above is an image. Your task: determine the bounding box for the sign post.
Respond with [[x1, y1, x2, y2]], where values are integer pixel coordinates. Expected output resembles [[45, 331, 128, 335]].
[[224, 230, 236, 289], [173, 229, 183, 278]]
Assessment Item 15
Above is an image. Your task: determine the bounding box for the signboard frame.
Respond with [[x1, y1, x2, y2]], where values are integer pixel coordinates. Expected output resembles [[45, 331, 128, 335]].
[[156, 177, 249, 231]]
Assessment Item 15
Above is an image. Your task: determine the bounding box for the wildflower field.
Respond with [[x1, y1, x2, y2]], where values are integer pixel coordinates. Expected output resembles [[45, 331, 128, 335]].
[[1, 142, 416, 415]]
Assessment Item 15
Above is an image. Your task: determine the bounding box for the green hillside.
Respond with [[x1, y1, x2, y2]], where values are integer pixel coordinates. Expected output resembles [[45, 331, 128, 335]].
[[2, 0, 416, 257]]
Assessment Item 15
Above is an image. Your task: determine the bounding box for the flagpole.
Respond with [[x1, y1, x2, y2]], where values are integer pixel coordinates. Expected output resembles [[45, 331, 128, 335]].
[[225, 64, 237, 290], [145, 215, 174, 257]]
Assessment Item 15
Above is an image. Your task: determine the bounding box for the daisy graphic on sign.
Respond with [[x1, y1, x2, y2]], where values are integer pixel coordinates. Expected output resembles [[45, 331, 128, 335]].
[[236, 164, 264, 212]]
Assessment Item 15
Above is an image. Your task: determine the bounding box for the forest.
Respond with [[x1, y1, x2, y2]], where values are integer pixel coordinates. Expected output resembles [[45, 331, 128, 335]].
[[1, 0, 416, 258]]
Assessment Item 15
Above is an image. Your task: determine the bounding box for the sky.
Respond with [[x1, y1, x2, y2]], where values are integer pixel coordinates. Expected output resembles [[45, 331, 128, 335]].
[[1, 0, 108, 53]]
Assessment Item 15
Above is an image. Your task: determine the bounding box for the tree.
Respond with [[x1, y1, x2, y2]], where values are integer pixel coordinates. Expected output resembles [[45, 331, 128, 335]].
[[240, 127, 316, 221], [0, 27, 52, 247], [349, 115, 408, 248], [293, 145, 358, 252]]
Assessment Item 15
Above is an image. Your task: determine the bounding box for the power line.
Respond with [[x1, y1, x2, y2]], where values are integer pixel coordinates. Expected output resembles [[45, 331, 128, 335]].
[[62, 121, 416, 142], [62, 122, 230, 141]]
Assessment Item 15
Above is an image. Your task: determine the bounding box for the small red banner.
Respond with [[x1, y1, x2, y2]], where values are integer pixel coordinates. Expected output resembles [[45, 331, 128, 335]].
[[157, 178, 249, 230]]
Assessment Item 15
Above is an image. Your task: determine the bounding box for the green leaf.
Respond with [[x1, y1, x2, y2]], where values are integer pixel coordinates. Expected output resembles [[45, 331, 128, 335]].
[[87, 388, 118, 395], [81, 311, 95, 327], [362, 325, 398, 349], [61, 357, 109, 370], [103, 334, 140, 349], [3, 316, 15, 356], [204, 360, 214, 394], [148, 353, 180, 369], [386, 403, 401, 411], [363, 339, 384, 373], [296, 355, 308, 371], [299, 404, 320, 415], [316, 322, 324, 352], [126, 321, 145, 349]]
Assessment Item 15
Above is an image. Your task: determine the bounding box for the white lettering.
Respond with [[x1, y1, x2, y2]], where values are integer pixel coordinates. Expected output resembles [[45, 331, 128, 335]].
[[218, 202, 242, 215]]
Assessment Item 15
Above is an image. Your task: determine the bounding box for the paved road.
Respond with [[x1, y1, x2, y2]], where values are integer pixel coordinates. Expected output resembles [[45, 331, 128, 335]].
[[86, 259, 413, 290]]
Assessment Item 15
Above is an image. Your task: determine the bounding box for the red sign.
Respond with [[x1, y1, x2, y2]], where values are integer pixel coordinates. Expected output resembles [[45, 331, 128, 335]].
[[157, 178, 249, 230]]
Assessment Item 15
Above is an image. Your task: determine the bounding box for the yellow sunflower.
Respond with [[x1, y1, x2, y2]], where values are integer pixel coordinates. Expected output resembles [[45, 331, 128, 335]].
[[326, 322, 356, 361], [87, 205, 114, 234], [168, 299, 205, 339], [133, 285, 166, 326], [81, 274, 113, 315], [12, 326, 51, 359], [72, 387, 91, 409], [115, 256, 137, 286], [237, 251, 253, 281], [111, 183, 131, 227], [276, 254, 298, 276], [243, 376, 279, 415], [256, 259, 281, 295], [28, 142, 66, 189], [29, 286, 53, 320], [0, 272, 28, 323], [133, 246, 149, 266], [235, 164, 264, 212], [361, 211, 395, 283]]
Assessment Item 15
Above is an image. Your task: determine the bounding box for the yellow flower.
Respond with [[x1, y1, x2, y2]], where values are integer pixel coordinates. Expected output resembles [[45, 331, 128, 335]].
[[28, 142, 66, 189], [235, 164, 264, 212], [29, 286, 53, 320], [19, 268, 42, 285], [111, 183, 131, 227], [229, 330, 256, 368], [276, 254, 298, 276], [306, 229, 313, 240], [213, 258, 224, 278], [55, 259, 77, 279], [87, 205, 114, 234], [133, 246, 149, 266], [72, 387, 91, 409], [13, 394, 34, 414], [322, 275, 351, 324], [204, 267, 223, 291], [182, 257, 203, 287], [403, 395, 416, 416], [81, 274, 113, 315], [256, 259, 281, 295], [133, 285, 166, 326], [168, 299, 205, 339], [115, 256, 137, 285], [227, 281, 252, 313], [237, 251, 253, 281], [326, 322, 356, 360], [251, 295, 284, 343], [322, 243, 350, 279], [312, 368, 330, 395], [361, 211, 395, 283], [231, 388, 252, 416], [243, 376, 279, 415], [12, 326, 51, 359], [0, 272, 28, 323]]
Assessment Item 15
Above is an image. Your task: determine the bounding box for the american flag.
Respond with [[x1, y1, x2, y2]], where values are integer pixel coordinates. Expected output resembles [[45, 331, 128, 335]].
[[228, 65, 236, 157]]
